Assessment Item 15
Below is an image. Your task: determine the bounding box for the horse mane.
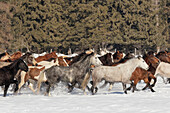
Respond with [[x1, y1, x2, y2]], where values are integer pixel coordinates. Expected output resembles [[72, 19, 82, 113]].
[[71, 52, 94, 66], [7, 59, 22, 69], [156, 51, 167, 57], [20, 52, 32, 59], [69, 52, 87, 65]]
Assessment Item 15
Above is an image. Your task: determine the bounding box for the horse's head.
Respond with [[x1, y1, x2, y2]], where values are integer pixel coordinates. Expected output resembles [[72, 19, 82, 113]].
[[113, 51, 124, 62], [18, 59, 28, 72], [144, 54, 160, 69], [23, 52, 38, 66], [90, 52, 102, 67], [137, 56, 149, 70]]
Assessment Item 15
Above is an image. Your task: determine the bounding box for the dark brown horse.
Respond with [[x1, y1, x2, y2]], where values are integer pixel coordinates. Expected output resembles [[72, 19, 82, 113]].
[[98, 53, 113, 66], [0, 59, 28, 97], [156, 51, 170, 63], [112, 51, 124, 63]]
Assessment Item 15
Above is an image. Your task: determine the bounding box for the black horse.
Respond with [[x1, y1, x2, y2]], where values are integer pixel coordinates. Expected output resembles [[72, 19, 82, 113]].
[[0, 59, 28, 97]]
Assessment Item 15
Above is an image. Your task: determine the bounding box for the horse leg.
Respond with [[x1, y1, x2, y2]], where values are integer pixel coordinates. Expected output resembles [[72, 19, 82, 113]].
[[144, 78, 155, 92], [81, 72, 90, 93], [126, 82, 133, 91], [4, 84, 10, 97], [108, 82, 114, 91], [148, 74, 157, 87], [91, 80, 99, 95], [45, 81, 52, 96], [28, 81, 36, 93], [68, 82, 76, 93], [122, 83, 127, 94], [132, 79, 139, 93]]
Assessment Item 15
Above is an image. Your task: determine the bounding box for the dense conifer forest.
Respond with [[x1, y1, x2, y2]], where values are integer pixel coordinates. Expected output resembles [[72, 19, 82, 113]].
[[0, 0, 169, 53]]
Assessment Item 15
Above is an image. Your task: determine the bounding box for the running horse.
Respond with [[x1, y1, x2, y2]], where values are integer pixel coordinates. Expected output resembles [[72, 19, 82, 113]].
[[88, 57, 149, 94], [36, 52, 102, 96], [0, 59, 28, 97]]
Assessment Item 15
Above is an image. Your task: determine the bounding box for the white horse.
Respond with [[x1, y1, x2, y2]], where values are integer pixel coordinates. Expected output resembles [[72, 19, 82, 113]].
[[90, 57, 149, 94], [154, 62, 170, 80]]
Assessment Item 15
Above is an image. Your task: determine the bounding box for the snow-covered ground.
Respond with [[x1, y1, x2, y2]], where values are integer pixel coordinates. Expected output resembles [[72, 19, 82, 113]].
[[0, 77, 170, 113]]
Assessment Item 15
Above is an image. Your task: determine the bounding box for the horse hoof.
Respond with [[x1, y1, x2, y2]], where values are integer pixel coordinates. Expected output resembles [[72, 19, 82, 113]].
[[151, 84, 155, 87], [124, 91, 127, 94], [126, 87, 131, 90], [151, 89, 155, 92]]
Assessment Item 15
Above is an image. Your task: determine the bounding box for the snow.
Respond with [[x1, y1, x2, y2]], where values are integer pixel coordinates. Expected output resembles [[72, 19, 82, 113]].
[[0, 77, 170, 113]]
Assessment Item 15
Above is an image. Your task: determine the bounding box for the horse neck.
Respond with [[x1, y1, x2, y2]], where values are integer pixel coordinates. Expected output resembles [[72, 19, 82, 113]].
[[123, 59, 140, 73], [9, 62, 20, 76], [72, 55, 91, 70]]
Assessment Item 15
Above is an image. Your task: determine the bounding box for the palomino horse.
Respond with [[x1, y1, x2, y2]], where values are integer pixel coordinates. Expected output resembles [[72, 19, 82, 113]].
[[36, 52, 102, 96], [0, 52, 11, 61], [35, 51, 58, 63], [0, 59, 28, 97], [88, 57, 149, 94]]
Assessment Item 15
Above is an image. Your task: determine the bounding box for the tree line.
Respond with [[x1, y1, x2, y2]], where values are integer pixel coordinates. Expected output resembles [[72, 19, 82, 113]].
[[0, 0, 169, 54]]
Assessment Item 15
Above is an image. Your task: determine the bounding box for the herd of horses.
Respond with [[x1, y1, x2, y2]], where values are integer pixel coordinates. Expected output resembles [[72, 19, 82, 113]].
[[0, 49, 170, 97]]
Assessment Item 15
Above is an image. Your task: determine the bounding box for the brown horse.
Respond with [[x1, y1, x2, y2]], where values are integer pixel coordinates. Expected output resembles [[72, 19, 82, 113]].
[[18, 66, 45, 93], [126, 52, 160, 92], [156, 51, 170, 63], [98, 53, 113, 66], [112, 51, 124, 63], [35, 51, 58, 63], [6, 51, 22, 62]]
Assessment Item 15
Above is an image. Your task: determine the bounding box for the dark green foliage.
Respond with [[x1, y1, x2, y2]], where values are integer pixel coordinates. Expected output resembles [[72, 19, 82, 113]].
[[0, 0, 169, 53]]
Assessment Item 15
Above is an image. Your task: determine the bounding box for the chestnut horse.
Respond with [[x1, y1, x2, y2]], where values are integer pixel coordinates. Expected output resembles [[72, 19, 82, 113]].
[[4, 51, 22, 62], [35, 51, 58, 63]]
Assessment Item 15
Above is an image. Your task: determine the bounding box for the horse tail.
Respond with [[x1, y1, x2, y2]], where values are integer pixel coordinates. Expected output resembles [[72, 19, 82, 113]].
[[36, 69, 47, 94], [81, 72, 90, 91]]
